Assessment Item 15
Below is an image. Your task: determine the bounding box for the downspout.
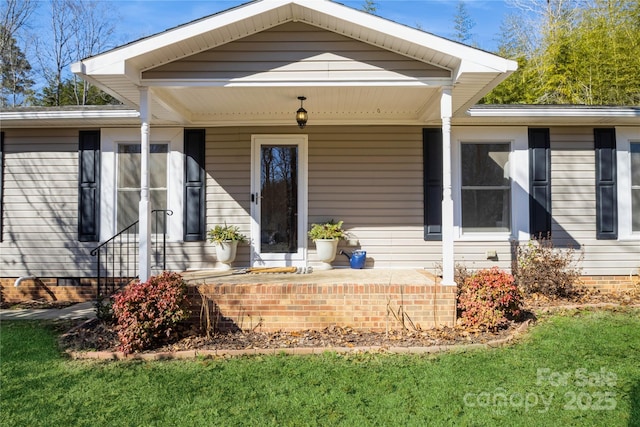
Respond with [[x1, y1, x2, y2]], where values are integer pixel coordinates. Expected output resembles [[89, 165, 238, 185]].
[[14, 276, 36, 287]]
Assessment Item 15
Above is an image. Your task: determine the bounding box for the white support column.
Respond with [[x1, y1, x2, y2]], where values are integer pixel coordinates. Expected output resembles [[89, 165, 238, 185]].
[[440, 87, 455, 286], [139, 86, 152, 282]]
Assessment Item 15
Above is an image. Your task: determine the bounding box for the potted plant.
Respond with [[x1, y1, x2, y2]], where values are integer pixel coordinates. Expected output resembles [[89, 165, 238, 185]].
[[207, 224, 247, 270], [308, 220, 346, 270]]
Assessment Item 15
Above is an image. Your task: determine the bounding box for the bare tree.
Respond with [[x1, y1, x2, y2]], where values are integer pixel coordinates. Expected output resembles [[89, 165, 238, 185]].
[[453, 1, 476, 45], [0, 0, 36, 53], [70, 1, 116, 105], [34, 0, 75, 105], [506, 0, 581, 52], [35, 0, 117, 106], [1, 0, 37, 106]]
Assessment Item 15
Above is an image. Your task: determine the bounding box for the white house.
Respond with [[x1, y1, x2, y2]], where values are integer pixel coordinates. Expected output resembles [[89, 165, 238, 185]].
[[1, 0, 638, 329]]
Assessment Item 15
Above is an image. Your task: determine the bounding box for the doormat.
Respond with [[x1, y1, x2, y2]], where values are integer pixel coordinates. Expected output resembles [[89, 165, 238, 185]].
[[234, 267, 313, 275]]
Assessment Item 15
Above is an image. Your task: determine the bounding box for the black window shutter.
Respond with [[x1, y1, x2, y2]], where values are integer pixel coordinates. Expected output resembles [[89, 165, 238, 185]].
[[594, 128, 617, 240], [423, 128, 443, 241], [528, 128, 552, 238], [184, 129, 206, 241], [0, 132, 4, 242], [78, 130, 100, 242]]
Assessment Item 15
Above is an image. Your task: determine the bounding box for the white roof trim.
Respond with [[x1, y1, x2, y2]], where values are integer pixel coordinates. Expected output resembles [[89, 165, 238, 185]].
[[72, 0, 516, 78], [69, 0, 517, 123], [295, 0, 515, 73], [468, 106, 640, 118], [4, 106, 637, 123], [0, 109, 140, 121], [142, 78, 454, 87]]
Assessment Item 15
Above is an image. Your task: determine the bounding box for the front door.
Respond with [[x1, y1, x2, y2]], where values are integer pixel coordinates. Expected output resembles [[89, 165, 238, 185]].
[[251, 135, 307, 266]]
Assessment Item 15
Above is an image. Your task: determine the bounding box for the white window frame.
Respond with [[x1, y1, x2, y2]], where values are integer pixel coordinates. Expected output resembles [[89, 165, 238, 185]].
[[616, 126, 640, 240], [100, 128, 184, 242], [451, 126, 529, 242], [116, 142, 169, 232]]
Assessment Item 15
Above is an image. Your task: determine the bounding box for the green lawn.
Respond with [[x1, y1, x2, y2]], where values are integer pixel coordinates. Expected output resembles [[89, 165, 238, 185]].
[[1, 308, 639, 426]]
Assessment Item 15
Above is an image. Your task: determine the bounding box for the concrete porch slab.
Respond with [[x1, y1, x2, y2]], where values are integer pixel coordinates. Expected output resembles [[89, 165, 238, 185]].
[[181, 268, 439, 286]]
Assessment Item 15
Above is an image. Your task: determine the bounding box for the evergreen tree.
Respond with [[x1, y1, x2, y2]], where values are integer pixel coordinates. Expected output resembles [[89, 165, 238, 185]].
[[453, 1, 476, 45], [34, 76, 117, 106], [0, 25, 34, 107], [481, 15, 538, 104], [568, 0, 640, 105], [485, 0, 640, 105], [362, 0, 377, 14]]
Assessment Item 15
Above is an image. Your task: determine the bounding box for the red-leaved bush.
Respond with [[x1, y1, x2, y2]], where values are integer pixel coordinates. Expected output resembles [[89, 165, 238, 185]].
[[112, 271, 190, 354], [457, 267, 522, 331]]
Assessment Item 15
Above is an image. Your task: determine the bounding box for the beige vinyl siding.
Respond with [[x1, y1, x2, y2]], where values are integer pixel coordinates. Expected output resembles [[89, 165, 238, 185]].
[[201, 125, 521, 271], [0, 129, 97, 277], [142, 22, 450, 82], [200, 126, 444, 269], [310, 127, 435, 268], [147, 129, 251, 273], [551, 127, 596, 243], [454, 241, 514, 271], [550, 127, 639, 276], [3, 124, 637, 279]]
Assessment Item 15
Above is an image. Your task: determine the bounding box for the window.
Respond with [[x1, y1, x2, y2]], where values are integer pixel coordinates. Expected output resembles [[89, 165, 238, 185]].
[[615, 127, 640, 239], [100, 128, 184, 242], [0, 132, 4, 242], [632, 143, 640, 232], [116, 144, 168, 231], [460, 143, 511, 232]]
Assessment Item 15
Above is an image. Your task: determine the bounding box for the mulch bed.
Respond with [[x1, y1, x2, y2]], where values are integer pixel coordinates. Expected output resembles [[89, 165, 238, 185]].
[[55, 284, 638, 356], [60, 320, 525, 354], [522, 286, 640, 310], [1, 300, 76, 310]]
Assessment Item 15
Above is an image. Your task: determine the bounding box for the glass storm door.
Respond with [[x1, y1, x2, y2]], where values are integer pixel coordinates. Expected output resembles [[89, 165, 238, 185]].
[[251, 136, 307, 267]]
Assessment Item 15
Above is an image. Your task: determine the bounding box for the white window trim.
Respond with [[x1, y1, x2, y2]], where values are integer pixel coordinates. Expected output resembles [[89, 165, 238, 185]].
[[451, 126, 529, 242], [101, 128, 184, 242], [616, 126, 640, 240]]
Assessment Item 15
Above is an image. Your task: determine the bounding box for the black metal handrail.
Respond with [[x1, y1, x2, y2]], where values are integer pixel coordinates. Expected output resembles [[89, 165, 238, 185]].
[[90, 209, 173, 304]]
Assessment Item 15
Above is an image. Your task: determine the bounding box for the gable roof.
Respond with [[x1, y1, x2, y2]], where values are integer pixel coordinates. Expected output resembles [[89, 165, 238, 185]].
[[72, 0, 517, 126]]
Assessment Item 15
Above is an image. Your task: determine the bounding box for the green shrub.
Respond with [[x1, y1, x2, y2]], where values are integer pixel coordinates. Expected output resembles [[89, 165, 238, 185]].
[[515, 238, 583, 298], [457, 267, 522, 331], [207, 223, 247, 243], [112, 271, 190, 354], [308, 220, 346, 240]]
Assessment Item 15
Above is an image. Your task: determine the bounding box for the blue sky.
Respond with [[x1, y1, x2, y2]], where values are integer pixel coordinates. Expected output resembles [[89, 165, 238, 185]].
[[69, 0, 514, 52]]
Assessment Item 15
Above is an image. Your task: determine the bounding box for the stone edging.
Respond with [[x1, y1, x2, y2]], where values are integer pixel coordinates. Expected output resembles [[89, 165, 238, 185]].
[[64, 303, 639, 361]]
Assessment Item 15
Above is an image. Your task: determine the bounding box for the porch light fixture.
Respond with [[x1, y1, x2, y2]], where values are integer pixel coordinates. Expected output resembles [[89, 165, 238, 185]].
[[296, 96, 308, 128]]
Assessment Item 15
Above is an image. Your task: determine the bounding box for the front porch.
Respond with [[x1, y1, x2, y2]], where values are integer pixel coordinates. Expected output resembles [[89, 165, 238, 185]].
[[183, 268, 457, 332], [70, 0, 519, 288]]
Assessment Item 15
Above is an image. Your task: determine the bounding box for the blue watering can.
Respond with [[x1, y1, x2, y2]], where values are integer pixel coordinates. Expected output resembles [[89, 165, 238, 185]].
[[340, 250, 366, 269]]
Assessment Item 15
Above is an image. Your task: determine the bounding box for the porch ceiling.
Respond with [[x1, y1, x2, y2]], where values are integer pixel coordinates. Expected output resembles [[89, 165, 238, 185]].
[[71, 0, 516, 126], [148, 85, 445, 126]]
